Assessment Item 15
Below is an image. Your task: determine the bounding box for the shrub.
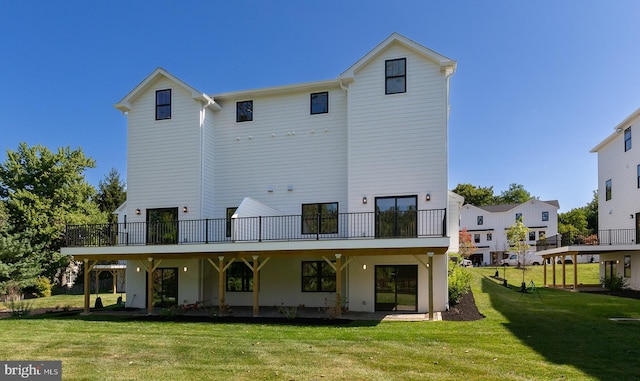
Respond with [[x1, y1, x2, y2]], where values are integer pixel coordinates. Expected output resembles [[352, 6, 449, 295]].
[[601, 275, 628, 292], [34, 276, 52, 298], [448, 265, 471, 305]]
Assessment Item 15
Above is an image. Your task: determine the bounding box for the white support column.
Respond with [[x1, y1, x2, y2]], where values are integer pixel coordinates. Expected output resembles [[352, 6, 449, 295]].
[[428, 252, 434, 321]]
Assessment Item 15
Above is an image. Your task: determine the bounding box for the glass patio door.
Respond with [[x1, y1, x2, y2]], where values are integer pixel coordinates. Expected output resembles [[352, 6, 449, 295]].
[[375, 265, 418, 311], [375, 196, 417, 238], [153, 268, 178, 308], [146, 208, 178, 244]]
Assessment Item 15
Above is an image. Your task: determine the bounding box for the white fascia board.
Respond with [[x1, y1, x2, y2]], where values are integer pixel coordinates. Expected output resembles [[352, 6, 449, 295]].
[[212, 79, 341, 101], [591, 107, 640, 153]]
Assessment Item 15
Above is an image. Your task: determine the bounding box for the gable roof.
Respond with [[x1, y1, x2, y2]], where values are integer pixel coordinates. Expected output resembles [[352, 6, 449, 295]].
[[473, 199, 560, 213], [591, 107, 640, 153], [338, 32, 456, 80], [114, 67, 220, 113]]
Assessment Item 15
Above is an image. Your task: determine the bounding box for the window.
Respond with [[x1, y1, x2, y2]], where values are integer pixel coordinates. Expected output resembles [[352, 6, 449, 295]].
[[375, 196, 417, 237], [474, 234, 480, 243], [477, 216, 484, 225], [539, 231, 546, 239], [542, 211, 549, 221], [155, 89, 171, 120], [515, 213, 522, 222], [226, 262, 253, 292], [236, 100, 253, 122], [302, 261, 336, 292], [146, 208, 178, 245], [637, 165, 640, 188], [385, 58, 406, 94], [310, 92, 328, 114], [153, 268, 178, 307], [605, 179, 612, 201], [226, 207, 237, 238], [487, 233, 492, 241], [302, 202, 338, 234], [529, 231, 536, 241], [624, 255, 631, 278], [625, 127, 632, 152]]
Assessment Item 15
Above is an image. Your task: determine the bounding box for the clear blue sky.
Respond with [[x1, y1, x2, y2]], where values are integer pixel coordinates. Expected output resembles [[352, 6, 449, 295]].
[[2, 1, 639, 212]]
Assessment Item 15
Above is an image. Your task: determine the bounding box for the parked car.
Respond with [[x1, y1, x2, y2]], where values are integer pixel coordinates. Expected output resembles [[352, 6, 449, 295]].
[[500, 253, 543, 266], [460, 259, 472, 267]]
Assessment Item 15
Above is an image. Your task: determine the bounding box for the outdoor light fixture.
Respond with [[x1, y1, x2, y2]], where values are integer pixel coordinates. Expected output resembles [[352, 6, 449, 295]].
[[631, 214, 634, 219], [362, 197, 367, 204], [362, 264, 367, 270], [287, 185, 294, 192], [183, 266, 188, 272], [183, 206, 188, 213], [425, 193, 431, 201], [136, 267, 140, 272], [135, 209, 141, 215]]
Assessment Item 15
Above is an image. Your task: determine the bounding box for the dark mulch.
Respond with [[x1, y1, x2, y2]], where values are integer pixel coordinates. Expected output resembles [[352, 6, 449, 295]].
[[441, 290, 484, 321]]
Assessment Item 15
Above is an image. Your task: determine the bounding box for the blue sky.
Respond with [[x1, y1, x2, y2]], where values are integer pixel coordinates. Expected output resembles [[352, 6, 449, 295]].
[[1, 1, 639, 212]]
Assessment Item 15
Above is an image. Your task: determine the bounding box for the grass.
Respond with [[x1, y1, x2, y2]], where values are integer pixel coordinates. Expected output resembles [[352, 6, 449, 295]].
[[1, 271, 639, 380], [475, 263, 601, 288], [1, 293, 125, 311]]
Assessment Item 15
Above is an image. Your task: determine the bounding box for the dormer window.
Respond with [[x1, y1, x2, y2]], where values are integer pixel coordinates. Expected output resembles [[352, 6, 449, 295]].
[[155, 89, 171, 120], [385, 58, 406, 94]]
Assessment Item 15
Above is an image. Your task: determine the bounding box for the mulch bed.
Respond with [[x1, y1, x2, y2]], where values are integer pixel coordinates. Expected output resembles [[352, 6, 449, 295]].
[[441, 290, 484, 321]]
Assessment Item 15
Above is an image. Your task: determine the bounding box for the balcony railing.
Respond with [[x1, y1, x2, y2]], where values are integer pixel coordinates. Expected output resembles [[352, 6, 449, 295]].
[[536, 229, 637, 251], [65, 209, 447, 248]]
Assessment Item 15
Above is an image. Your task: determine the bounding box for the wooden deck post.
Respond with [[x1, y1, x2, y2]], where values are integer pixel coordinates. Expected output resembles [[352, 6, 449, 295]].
[[84, 259, 90, 314], [572, 254, 578, 290], [147, 258, 154, 315], [218, 256, 225, 313], [94, 270, 99, 295], [252, 256, 259, 317], [552, 256, 556, 287], [543, 258, 547, 287], [428, 252, 434, 321], [562, 256, 566, 289], [335, 254, 342, 318]]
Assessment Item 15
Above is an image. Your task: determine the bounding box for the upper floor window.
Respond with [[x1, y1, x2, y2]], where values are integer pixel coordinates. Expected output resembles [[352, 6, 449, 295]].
[[477, 216, 484, 225], [302, 202, 338, 234], [487, 233, 492, 241], [605, 179, 612, 201], [155, 89, 171, 120], [385, 58, 406, 94], [637, 165, 640, 188], [236, 100, 253, 122], [310, 92, 328, 114], [542, 211, 549, 221], [539, 231, 546, 239], [474, 234, 480, 243], [625, 127, 632, 152], [515, 213, 522, 222], [528, 231, 536, 241]]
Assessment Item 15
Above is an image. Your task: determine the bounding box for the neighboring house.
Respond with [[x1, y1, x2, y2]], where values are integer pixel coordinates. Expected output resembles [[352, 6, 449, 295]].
[[537, 107, 640, 290], [61, 33, 462, 317], [459, 199, 559, 266]]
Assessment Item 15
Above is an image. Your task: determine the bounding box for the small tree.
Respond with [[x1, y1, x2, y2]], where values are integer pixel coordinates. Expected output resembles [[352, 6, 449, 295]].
[[506, 217, 530, 289], [458, 228, 477, 259]]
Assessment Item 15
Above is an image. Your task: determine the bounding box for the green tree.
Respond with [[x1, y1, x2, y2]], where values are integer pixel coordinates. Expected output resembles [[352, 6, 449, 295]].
[[506, 216, 530, 286], [451, 183, 495, 206], [0, 143, 106, 280], [584, 190, 598, 233], [95, 168, 126, 224], [0, 228, 44, 295], [496, 183, 533, 204]]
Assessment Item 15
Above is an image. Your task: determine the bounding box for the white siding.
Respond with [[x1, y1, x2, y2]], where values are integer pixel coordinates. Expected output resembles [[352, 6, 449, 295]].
[[126, 77, 203, 223], [597, 115, 640, 231], [212, 86, 347, 217], [347, 43, 448, 213]]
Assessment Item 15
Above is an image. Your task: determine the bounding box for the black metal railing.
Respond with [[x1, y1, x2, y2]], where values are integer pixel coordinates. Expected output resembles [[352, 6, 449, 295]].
[[65, 209, 447, 247], [536, 229, 637, 251]]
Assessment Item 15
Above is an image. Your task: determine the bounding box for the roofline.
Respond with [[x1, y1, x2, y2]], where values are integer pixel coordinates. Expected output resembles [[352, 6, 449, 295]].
[[212, 79, 342, 100], [590, 107, 640, 153], [338, 32, 456, 80]]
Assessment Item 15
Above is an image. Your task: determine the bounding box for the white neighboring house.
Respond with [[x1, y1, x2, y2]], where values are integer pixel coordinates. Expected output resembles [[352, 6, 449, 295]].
[[459, 199, 559, 266], [61, 33, 463, 317], [537, 107, 640, 290]]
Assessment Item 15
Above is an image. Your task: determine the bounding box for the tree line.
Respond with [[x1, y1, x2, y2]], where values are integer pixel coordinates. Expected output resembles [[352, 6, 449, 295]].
[[0, 143, 125, 297]]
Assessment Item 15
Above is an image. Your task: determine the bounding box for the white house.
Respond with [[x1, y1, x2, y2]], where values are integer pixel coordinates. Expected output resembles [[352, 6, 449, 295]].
[[460, 199, 559, 266], [61, 33, 462, 317], [537, 107, 640, 290]]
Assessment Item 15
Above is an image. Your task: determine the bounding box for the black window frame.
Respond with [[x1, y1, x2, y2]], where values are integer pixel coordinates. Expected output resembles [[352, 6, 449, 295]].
[[473, 234, 480, 243], [226, 262, 253, 292], [542, 211, 549, 222], [606, 179, 612, 201], [385, 58, 406, 95], [310, 91, 329, 115], [236, 100, 253, 122], [625, 127, 632, 152], [301, 261, 336, 292], [528, 231, 536, 241], [155, 89, 172, 120], [637, 164, 640, 188], [301, 202, 338, 235], [487, 233, 492, 241], [375, 195, 417, 238], [624, 255, 631, 278], [226, 207, 238, 238], [477, 216, 483, 225], [515, 213, 522, 222]]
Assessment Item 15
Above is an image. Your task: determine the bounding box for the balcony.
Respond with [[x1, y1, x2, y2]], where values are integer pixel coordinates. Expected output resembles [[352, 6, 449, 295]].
[[65, 209, 447, 248], [536, 229, 637, 251]]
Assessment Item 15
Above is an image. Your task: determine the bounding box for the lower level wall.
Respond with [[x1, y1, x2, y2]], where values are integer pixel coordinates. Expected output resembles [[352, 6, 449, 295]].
[[599, 251, 640, 290]]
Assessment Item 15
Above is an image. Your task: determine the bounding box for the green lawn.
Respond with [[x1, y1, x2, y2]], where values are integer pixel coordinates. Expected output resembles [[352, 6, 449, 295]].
[[1, 270, 639, 380], [474, 263, 602, 288]]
